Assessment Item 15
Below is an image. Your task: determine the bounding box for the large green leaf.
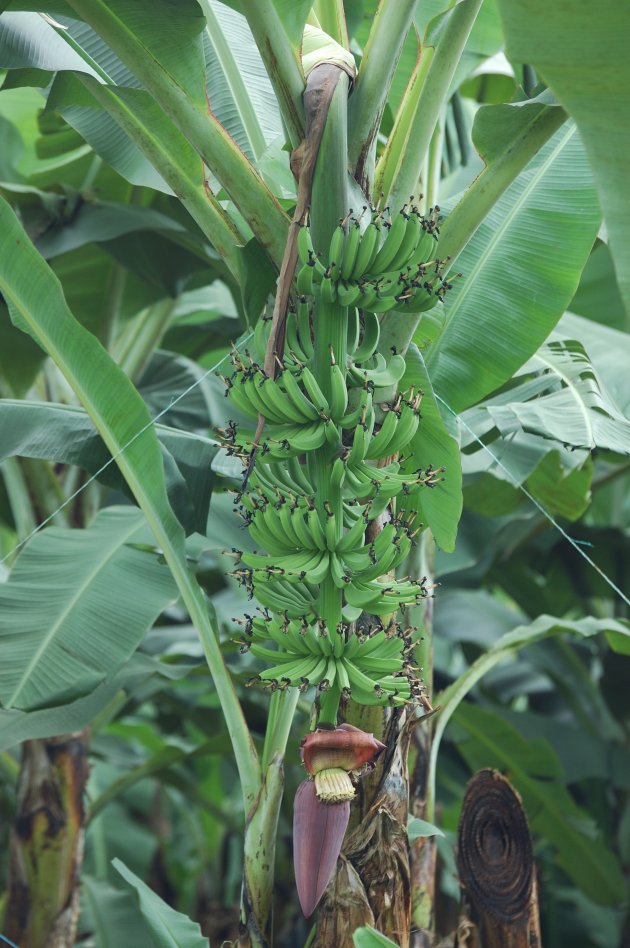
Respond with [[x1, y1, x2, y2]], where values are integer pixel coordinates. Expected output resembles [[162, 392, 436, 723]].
[[496, 0, 630, 317], [0, 654, 189, 751], [82, 876, 155, 948], [0, 399, 218, 534], [0, 194, 260, 806], [113, 859, 208, 948], [0, 10, 99, 74], [0, 506, 177, 710], [452, 702, 626, 905], [425, 119, 600, 411], [401, 345, 463, 551], [559, 312, 630, 416], [487, 338, 630, 455], [201, 0, 282, 163]]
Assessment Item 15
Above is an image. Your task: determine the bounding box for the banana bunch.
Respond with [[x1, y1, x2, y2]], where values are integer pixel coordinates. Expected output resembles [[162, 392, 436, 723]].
[[295, 204, 455, 316], [216, 203, 455, 714], [238, 611, 422, 706]]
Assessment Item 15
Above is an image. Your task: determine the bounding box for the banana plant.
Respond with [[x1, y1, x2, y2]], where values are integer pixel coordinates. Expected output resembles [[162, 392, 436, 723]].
[[0, 1, 627, 946]]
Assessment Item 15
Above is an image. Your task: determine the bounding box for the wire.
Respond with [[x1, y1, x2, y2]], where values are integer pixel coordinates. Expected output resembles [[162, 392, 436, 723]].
[[436, 393, 630, 609], [0, 333, 253, 567], [1, 343, 628, 612], [0, 935, 20, 948]]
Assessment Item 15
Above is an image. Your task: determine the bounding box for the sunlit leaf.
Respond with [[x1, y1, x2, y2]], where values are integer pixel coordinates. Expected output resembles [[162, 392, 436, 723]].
[[0, 507, 177, 710], [402, 345, 463, 552], [486, 338, 630, 454], [426, 120, 600, 412], [497, 0, 630, 316]]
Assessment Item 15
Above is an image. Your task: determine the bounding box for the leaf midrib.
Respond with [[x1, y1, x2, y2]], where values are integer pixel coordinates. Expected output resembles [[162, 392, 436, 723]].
[[6, 517, 143, 708], [445, 123, 577, 325], [531, 346, 594, 446], [200, 0, 268, 162]]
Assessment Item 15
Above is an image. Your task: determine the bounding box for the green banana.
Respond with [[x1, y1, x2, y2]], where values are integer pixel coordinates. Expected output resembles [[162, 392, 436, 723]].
[[326, 222, 346, 281], [387, 209, 422, 273], [364, 405, 399, 461], [340, 219, 362, 281], [296, 299, 314, 359], [351, 310, 381, 363], [298, 366, 331, 416], [329, 359, 348, 420], [280, 369, 321, 422], [367, 209, 409, 276], [221, 210, 454, 717], [350, 218, 381, 280], [296, 263, 315, 297]]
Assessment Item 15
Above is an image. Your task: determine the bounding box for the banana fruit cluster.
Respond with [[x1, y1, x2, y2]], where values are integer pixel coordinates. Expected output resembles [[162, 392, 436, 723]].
[[296, 204, 454, 313], [238, 611, 421, 706], [217, 206, 450, 710]]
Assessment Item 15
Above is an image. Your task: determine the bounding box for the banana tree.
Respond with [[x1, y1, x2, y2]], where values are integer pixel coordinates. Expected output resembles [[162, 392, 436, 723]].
[[0, 1, 628, 946]]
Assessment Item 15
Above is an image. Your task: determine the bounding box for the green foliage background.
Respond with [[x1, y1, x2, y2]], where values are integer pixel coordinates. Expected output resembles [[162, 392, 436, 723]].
[[0, 1, 629, 946]]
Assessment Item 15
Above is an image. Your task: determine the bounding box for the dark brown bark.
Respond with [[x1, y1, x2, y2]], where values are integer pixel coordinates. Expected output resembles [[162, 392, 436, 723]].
[[456, 770, 541, 948], [4, 730, 89, 948]]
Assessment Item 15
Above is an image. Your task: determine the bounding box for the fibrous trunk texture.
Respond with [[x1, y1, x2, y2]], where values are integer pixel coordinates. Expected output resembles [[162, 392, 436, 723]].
[[4, 731, 89, 948], [313, 707, 416, 947], [456, 769, 541, 948]]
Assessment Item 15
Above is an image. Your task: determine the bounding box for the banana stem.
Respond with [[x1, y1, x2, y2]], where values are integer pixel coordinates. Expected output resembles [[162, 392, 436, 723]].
[[309, 71, 350, 727], [379, 0, 483, 208]]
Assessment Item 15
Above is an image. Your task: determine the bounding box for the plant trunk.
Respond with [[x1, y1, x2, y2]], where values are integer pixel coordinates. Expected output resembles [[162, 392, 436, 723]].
[[409, 533, 437, 947], [239, 757, 285, 948], [409, 722, 437, 948], [313, 704, 415, 947], [3, 730, 89, 948], [456, 770, 542, 948]]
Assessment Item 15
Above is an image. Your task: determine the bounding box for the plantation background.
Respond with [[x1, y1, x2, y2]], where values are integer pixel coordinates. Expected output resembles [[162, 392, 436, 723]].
[[0, 1, 629, 946]]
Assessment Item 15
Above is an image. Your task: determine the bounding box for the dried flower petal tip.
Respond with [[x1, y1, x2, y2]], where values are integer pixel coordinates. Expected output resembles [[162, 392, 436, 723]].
[[293, 780, 351, 917], [301, 723, 386, 777]]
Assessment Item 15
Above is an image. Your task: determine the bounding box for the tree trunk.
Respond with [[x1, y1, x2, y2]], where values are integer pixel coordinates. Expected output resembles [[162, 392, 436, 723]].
[[3, 730, 89, 948], [409, 532, 437, 948], [456, 770, 541, 948], [409, 722, 437, 948], [313, 705, 416, 947]]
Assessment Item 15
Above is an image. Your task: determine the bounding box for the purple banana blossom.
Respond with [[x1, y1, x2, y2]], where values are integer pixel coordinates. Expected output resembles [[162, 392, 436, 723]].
[[293, 724, 386, 916]]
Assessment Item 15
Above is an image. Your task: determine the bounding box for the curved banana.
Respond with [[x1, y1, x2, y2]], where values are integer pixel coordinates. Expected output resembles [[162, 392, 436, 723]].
[[351, 310, 381, 364], [340, 219, 361, 281], [350, 218, 381, 280]]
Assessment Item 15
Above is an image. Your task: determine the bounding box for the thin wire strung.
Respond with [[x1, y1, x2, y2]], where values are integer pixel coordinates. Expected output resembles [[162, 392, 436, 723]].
[[0, 332, 253, 567], [0, 934, 19, 948], [436, 393, 630, 609], [0, 339, 627, 615]]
